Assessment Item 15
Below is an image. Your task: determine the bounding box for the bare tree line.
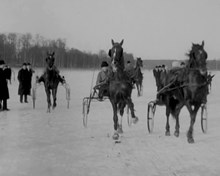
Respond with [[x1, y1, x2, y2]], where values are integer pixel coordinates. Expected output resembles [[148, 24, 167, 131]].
[[0, 33, 134, 68]]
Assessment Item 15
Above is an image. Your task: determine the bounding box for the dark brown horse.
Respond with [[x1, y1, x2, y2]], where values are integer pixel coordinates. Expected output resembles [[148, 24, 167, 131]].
[[108, 39, 138, 140], [132, 57, 143, 96], [156, 41, 212, 143], [37, 52, 65, 112]]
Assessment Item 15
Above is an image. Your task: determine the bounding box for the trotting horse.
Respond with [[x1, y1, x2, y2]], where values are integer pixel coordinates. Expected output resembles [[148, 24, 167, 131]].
[[108, 39, 138, 140], [157, 41, 212, 143], [132, 57, 143, 96], [37, 52, 65, 112]]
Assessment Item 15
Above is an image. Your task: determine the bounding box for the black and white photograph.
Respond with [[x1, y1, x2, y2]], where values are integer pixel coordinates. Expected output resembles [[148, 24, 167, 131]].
[[0, 0, 220, 175]]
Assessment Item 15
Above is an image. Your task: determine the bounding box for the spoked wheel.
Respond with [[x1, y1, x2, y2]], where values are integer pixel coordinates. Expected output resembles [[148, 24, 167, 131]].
[[201, 104, 208, 133], [64, 83, 71, 109], [82, 98, 90, 128], [127, 105, 132, 127], [147, 101, 156, 133]]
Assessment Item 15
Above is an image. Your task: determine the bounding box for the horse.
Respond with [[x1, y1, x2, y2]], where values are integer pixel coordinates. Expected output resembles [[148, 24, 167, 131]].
[[37, 52, 65, 112], [108, 39, 138, 140], [182, 41, 210, 143], [157, 41, 211, 143], [132, 57, 143, 96]]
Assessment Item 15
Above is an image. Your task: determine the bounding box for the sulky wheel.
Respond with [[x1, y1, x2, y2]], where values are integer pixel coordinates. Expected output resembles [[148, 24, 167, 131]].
[[201, 104, 208, 133], [127, 105, 132, 127], [66, 86, 71, 109], [82, 98, 90, 128], [32, 87, 36, 109], [147, 101, 156, 133]]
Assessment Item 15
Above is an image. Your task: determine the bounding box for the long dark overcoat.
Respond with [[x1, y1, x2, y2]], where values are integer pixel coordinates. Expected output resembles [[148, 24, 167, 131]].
[[26, 69, 33, 95], [0, 68, 9, 100], [18, 69, 30, 95]]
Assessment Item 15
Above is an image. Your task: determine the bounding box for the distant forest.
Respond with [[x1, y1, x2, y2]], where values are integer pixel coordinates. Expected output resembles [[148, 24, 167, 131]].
[[0, 33, 135, 68]]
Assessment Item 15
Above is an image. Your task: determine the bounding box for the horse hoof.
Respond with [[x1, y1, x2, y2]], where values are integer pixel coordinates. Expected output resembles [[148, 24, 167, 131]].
[[187, 137, 195, 144], [174, 131, 179, 137], [52, 103, 57, 109], [117, 125, 123, 134], [132, 117, 139, 124], [165, 131, 171, 136], [112, 132, 119, 140]]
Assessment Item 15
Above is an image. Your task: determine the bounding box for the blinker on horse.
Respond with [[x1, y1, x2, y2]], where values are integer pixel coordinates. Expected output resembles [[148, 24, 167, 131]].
[[108, 39, 138, 140], [37, 52, 65, 112]]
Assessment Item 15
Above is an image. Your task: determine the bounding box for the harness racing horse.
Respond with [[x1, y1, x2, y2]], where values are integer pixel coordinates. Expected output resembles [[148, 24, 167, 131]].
[[183, 41, 210, 143], [132, 57, 143, 96], [157, 41, 211, 143], [37, 52, 65, 112], [108, 39, 138, 140]]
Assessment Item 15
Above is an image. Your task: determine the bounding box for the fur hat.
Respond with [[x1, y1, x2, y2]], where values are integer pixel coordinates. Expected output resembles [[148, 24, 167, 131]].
[[101, 61, 108, 68], [0, 60, 5, 65]]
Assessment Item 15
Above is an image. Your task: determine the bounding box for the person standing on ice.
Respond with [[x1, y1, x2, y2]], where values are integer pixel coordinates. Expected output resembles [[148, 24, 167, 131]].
[[18, 63, 29, 103], [0, 60, 10, 111]]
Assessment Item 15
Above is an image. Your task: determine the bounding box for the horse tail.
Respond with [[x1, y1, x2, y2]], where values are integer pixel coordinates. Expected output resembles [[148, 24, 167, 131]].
[[116, 91, 125, 102], [115, 90, 126, 111], [117, 93, 126, 115], [169, 96, 180, 119]]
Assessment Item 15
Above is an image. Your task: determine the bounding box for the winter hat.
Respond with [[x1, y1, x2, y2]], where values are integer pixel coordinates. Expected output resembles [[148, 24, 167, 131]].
[[0, 60, 5, 65], [101, 61, 108, 68]]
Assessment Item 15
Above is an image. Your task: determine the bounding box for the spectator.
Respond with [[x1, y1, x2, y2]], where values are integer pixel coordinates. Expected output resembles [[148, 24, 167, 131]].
[[0, 60, 10, 111], [18, 63, 29, 103]]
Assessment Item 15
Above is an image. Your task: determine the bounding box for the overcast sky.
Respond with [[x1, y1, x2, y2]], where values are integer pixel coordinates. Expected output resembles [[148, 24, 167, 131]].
[[0, 0, 220, 60]]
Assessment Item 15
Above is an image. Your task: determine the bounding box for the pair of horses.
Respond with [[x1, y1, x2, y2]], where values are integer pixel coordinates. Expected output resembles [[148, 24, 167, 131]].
[[39, 43, 139, 140], [155, 41, 213, 143]]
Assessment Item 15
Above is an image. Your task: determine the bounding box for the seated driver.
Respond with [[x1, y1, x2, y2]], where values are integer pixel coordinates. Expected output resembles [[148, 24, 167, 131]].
[[93, 61, 110, 99]]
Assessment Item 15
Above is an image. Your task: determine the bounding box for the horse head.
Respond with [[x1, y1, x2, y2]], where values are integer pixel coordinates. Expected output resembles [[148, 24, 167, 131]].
[[108, 39, 124, 72], [46, 51, 55, 69], [136, 57, 143, 68], [187, 41, 207, 73]]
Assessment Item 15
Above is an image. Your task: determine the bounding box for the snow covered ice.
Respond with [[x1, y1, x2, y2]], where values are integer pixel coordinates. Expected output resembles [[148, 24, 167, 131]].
[[0, 69, 220, 176]]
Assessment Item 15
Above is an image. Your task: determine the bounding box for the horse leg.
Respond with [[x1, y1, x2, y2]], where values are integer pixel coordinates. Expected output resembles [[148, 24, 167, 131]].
[[46, 88, 51, 113], [127, 97, 138, 124], [140, 81, 143, 96], [110, 100, 119, 140], [165, 106, 171, 136], [117, 102, 126, 134], [136, 82, 140, 97], [186, 103, 200, 143], [52, 88, 57, 109]]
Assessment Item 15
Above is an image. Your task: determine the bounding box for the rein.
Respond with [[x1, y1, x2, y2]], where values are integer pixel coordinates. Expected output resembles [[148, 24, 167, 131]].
[[157, 70, 212, 95]]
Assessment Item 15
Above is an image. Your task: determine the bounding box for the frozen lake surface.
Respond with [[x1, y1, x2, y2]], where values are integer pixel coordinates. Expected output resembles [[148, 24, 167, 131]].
[[0, 69, 220, 176]]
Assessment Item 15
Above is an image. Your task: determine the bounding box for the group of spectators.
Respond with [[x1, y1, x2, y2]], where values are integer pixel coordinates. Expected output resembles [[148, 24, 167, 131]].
[[0, 60, 34, 111]]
